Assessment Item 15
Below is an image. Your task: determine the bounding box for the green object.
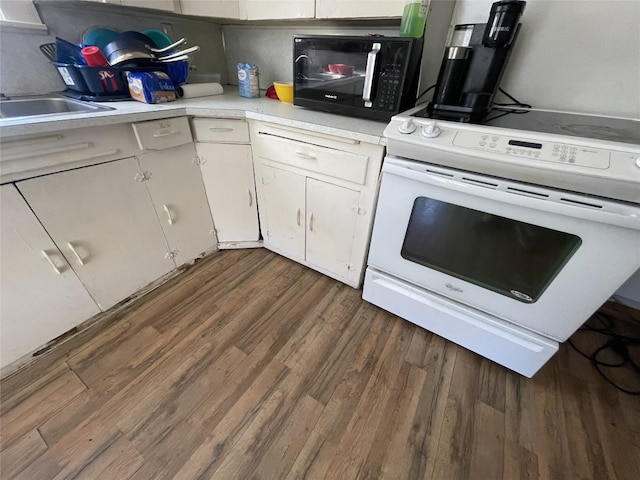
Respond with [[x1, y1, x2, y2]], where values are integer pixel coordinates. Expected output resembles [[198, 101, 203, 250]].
[[399, 0, 430, 38]]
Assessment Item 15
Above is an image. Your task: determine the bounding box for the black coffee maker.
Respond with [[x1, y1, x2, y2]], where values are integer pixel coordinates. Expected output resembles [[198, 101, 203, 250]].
[[429, 0, 526, 121]]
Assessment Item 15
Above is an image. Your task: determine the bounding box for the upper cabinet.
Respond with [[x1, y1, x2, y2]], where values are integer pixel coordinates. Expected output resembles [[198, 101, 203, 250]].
[[180, 0, 401, 20], [86, 0, 182, 13], [315, 0, 403, 19], [90, 0, 403, 19], [241, 0, 314, 20], [180, 0, 240, 19], [180, 0, 313, 20], [121, 0, 180, 12]]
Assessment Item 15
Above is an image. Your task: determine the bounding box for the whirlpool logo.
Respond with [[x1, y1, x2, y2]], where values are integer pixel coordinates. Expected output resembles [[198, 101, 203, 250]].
[[324, 94, 338, 100], [445, 283, 463, 293]]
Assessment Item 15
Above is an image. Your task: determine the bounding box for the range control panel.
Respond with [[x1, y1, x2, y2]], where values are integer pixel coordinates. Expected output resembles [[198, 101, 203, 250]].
[[452, 131, 611, 169]]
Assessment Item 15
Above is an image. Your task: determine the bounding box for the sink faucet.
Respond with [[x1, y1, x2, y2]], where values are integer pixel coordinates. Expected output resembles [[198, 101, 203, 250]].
[[0, 93, 10, 101]]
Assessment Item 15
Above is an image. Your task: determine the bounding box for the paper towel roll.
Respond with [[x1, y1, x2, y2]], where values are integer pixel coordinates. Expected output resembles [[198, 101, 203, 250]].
[[177, 82, 224, 98]]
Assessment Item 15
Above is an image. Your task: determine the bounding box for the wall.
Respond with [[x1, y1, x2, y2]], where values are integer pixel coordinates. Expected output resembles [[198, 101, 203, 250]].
[[0, 0, 227, 96], [220, 0, 639, 119], [221, 1, 456, 95], [450, 0, 640, 119], [223, 25, 398, 90]]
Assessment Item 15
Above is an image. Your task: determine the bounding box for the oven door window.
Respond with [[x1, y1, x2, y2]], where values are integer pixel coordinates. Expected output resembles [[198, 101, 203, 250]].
[[401, 197, 582, 303]]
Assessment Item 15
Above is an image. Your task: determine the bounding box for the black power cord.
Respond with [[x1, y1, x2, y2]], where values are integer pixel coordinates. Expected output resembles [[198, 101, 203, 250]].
[[484, 87, 532, 121], [415, 85, 532, 121], [493, 87, 532, 109], [415, 84, 436, 104], [568, 311, 640, 395]]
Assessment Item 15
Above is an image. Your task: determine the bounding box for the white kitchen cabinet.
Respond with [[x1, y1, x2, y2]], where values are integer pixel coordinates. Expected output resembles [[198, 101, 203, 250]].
[[251, 121, 384, 287], [191, 117, 260, 247], [0, 123, 140, 185], [85, 0, 181, 13], [180, 0, 404, 19], [179, 0, 240, 18], [0, 184, 101, 371], [259, 165, 306, 261], [138, 143, 217, 266], [241, 0, 313, 20], [17, 158, 176, 311], [121, 0, 181, 12], [180, 0, 313, 19], [315, 0, 404, 19], [197, 143, 260, 244], [305, 177, 360, 278], [259, 165, 361, 280]]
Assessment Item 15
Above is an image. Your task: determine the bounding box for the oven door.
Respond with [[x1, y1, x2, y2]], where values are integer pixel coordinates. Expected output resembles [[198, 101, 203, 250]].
[[368, 156, 640, 341]]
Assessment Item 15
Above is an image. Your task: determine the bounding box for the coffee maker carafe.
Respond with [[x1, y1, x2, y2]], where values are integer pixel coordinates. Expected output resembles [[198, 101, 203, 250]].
[[430, 0, 526, 120]]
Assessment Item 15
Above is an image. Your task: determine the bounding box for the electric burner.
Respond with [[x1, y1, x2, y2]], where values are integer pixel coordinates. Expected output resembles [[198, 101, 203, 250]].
[[413, 106, 640, 145]]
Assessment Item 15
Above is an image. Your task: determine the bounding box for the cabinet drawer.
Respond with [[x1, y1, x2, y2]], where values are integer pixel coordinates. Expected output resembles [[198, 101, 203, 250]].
[[0, 124, 140, 184], [191, 118, 250, 143], [254, 133, 369, 185], [132, 116, 192, 150]]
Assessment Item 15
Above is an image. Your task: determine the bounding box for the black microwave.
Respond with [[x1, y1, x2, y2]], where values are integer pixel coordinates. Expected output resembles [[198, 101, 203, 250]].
[[293, 35, 423, 122]]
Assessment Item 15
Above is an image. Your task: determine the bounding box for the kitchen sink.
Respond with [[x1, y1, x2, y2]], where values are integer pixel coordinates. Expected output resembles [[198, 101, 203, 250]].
[[0, 95, 114, 119]]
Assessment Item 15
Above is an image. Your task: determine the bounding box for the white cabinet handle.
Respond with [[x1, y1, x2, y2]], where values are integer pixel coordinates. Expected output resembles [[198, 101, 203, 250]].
[[309, 213, 314, 232], [208, 127, 234, 133], [248, 189, 253, 207], [295, 150, 317, 160], [134, 171, 152, 182], [67, 242, 85, 265], [163, 204, 174, 225], [42, 250, 62, 274], [5, 143, 119, 162], [296, 208, 301, 226], [152, 130, 180, 138]]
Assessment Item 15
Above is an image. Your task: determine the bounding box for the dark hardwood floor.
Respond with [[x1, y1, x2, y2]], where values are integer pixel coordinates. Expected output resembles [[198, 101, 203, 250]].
[[1, 248, 639, 480]]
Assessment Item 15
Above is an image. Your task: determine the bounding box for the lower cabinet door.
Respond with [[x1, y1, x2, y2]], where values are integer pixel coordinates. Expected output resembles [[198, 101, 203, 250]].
[[197, 143, 259, 243], [17, 158, 175, 311], [1, 184, 101, 370], [138, 144, 217, 265], [305, 178, 360, 280], [258, 164, 306, 260]]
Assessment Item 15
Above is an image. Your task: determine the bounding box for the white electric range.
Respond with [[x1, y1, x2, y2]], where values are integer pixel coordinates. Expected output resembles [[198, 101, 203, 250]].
[[363, 104, 640, 377]]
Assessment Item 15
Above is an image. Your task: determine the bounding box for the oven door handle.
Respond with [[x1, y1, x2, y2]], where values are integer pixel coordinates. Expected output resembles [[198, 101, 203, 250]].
[[382, 160, 640, 230], [362, 42, 381, 108]]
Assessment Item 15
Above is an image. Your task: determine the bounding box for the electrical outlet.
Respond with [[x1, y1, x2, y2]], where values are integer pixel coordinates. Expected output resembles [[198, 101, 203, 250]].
[[160, 22, 175, 39]]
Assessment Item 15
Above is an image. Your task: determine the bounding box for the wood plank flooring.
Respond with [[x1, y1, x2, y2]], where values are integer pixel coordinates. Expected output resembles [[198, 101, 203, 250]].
[[1, 248, 639, 480]]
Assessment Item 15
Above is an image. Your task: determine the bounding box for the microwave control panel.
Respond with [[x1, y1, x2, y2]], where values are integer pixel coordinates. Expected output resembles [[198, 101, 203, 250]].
[[452, 131, 611, 169], [375, 43, 409, 112], [377, 71, 402, 111]]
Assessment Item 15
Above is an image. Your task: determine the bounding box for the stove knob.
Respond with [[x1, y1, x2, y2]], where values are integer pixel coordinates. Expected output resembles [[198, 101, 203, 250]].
[[398, 118, 417, 134], [636, 156, 640, 169], [421, 121, 441, 138]]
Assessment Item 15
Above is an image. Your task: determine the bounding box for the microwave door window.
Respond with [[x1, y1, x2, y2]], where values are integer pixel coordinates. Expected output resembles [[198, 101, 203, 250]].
[[295, 42, 370, 104], [400, 197, 582, 303]]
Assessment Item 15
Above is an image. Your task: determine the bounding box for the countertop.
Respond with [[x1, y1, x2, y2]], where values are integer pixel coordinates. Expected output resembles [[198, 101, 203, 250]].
[[0, 86, 389, 145]]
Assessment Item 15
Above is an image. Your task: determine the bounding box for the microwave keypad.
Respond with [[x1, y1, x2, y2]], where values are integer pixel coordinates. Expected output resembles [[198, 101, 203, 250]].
[[377, 72, 401, 111]]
